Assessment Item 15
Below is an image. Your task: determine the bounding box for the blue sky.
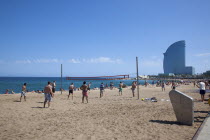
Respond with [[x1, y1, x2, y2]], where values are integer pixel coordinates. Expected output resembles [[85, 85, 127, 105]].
[[0, 0, 210, 77]]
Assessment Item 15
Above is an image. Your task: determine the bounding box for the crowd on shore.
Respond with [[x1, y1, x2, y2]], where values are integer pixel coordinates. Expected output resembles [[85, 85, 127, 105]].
[[3, 79, 210, 108]]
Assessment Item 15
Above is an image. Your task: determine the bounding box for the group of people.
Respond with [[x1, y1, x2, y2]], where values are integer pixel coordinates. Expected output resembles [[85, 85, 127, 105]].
[[19, 81, 56, 108], [17, 79, 210, 108], [18, 81, 130, 107]]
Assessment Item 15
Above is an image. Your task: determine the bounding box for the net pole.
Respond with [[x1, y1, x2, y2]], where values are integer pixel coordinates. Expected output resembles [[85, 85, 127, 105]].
[[136, 57, 140, 100], [61, 64, 63, 94]]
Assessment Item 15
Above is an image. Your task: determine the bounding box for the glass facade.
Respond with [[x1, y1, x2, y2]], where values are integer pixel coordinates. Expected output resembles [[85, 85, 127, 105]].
[[163, 40, 195, 75]]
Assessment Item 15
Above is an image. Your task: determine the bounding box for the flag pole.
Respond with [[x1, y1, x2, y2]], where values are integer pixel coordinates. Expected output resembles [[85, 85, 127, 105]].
[[61, 64, 63, 94], [136, 57, 140, 99]]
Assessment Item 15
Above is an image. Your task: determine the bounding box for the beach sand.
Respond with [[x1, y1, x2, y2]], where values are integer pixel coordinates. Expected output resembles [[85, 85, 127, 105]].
[[0, 84, 209, 140]]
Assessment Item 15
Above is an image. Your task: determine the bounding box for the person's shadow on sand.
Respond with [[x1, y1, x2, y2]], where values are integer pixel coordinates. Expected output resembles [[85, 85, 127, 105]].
[[150, 120, 180, 125], [13, 100, 21, 102], [194, 116, 206, 123], [31, 107, 44, 109], [36, 102, 44, 103], [194, 111, 209, 113]]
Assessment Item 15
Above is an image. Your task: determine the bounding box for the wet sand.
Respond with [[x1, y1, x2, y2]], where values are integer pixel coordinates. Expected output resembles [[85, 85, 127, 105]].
[[0, 84, 209, 140]]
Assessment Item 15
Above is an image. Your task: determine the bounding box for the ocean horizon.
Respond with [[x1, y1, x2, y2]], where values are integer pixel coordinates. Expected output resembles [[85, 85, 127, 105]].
[[0, 77, 155, 94]]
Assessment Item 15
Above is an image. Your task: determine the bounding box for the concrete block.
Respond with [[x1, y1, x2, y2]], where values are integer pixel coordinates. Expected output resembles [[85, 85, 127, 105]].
[[169, 90, 194, 125]]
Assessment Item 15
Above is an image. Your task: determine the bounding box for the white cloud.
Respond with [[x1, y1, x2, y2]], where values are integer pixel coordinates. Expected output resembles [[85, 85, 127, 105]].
[[33, 59, 61, 63], [195, 53, 210, 57], [14, 57, 123, 64], [15, 59, 32, 64], [15, 58, 62, 64], [68, 59, 81, 63], [83, 57, 123, 64]]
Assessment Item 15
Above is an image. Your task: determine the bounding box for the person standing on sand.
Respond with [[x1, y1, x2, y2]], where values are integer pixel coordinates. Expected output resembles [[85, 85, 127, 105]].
[[81, 81, 88, 103], [119, 82, 123, 96], [100, 83, 104, 98], [44, 81, 54, 108], [52, 81, 56, 93], [20, 83, 27, 102], [152, 80, 155, 87], [171, 82, 176, 89], [68, 83, 74, 100], [87, 82, 91, 93], [131, 81, 137, 97], [193, 81, 196, 87], [161, 82, 165, 91], [197, 81, 206, 102]]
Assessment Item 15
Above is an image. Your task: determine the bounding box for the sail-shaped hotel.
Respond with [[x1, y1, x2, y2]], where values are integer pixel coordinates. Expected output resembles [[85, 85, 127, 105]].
[[163, 40, 195, 75]]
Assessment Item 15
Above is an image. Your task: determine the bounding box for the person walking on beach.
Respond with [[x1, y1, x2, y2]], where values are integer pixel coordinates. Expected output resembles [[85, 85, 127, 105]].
[[197, 81, 206, 102], [100, 83, 104, 98], [131, 81, 137, 97], [44, 81, 53, 108], [20, 83, 27, 102], [52, 81, 56, 93], [81, 81, 88, 103], [152, 80, 155, 87], [171, 82, 176, 89], [68, 83, 74, 100], [110, 82, 114, 90], [119, 82, 123, 96], [193, 81, 196, 87], [161, 82, 165, 91]]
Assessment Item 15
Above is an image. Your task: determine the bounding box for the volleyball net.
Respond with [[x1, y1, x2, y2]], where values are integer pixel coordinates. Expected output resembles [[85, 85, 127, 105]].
[[66, 75, 129, 80]]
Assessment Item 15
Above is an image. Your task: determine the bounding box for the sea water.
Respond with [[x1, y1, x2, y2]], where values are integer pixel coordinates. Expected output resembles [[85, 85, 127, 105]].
[[0, 77, 155, 94]]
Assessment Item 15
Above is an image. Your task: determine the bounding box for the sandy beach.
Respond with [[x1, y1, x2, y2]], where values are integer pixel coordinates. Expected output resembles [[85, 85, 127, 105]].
[[0, 84, 209, 140]]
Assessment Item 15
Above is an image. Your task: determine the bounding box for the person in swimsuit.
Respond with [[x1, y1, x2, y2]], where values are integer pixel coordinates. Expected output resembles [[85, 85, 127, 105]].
[[161, 82, 165, 91], [44, 81, 53, 108], [68, 83, 74, 100], [119, 82, 123, 96], [110, 82, 114, 90], [20, 83, 27, 102], [81, 81, 88, 103], [100, 83, 104, 98], [131, 81, 137, 97], [197, 81, 206, 102]]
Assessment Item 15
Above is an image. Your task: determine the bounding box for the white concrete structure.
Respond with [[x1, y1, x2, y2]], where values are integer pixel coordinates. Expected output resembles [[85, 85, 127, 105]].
[[169, 90, 194, 125]]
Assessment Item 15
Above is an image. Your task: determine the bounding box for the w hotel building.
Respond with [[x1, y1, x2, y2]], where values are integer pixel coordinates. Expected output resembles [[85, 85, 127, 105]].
[[163, 40, 195, 75]]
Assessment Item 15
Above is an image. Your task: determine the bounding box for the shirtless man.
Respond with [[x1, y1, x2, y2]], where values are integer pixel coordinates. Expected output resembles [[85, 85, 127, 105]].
[[131, 81, 137, 97], [100, 83, 104, 98], [110, 82, 114, 90], [81, 81, 88, 103], [68, 83, 74, 100], [119, 82, 123, 96], [161, 82, 165, 91], [44, 81, 53, 108], [20, 83, 27, 102]]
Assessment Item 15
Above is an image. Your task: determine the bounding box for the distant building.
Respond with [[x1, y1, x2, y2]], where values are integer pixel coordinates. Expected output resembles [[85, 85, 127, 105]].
[[203, 70, 210, 76], [138, 75, 149, 79], [163, 40, 195, 75]]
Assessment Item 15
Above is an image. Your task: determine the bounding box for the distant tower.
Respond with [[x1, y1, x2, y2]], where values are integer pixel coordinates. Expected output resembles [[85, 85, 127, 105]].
[[163, 40, 195, 75]]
